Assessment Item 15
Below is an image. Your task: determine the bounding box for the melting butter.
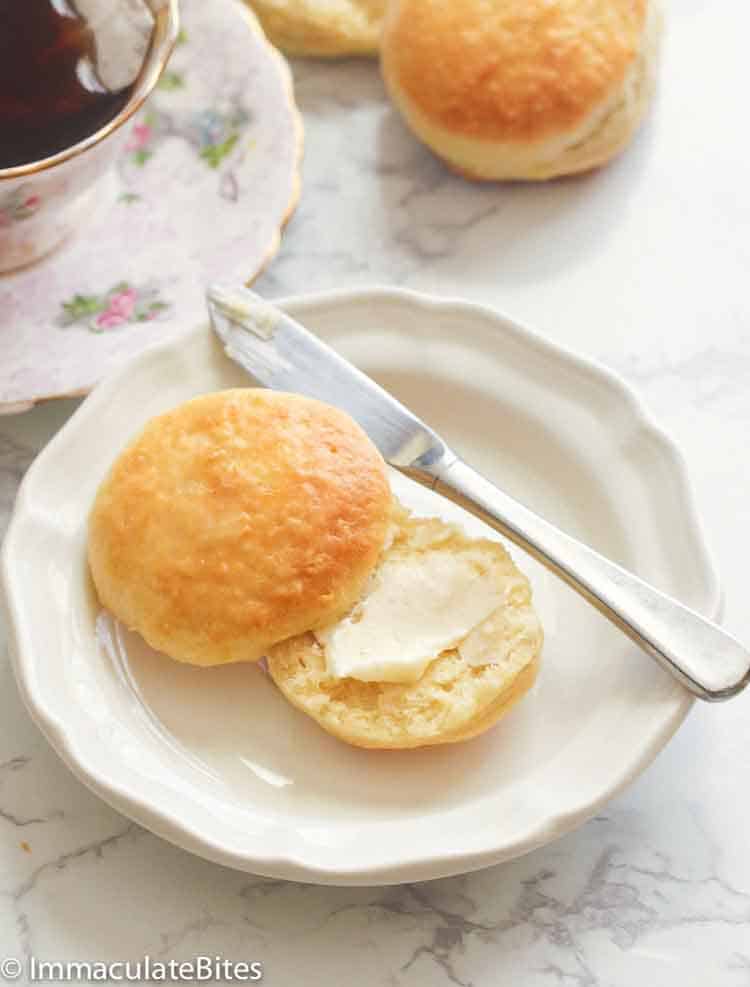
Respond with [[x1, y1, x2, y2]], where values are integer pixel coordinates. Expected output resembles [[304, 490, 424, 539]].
[[315, 550, 505, 684]]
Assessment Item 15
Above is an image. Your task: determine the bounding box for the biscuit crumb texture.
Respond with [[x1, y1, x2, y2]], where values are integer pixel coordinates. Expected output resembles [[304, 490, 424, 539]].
[[267, 512, 543, 748], [88, 389, 392, 666]]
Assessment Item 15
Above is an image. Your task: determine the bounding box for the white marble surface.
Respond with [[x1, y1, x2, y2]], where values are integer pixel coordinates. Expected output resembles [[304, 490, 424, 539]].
[[2, 0, 750, 982]]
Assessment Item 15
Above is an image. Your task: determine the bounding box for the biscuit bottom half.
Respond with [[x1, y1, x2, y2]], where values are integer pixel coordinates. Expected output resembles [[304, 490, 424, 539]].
[[266, 511, 543, 749]]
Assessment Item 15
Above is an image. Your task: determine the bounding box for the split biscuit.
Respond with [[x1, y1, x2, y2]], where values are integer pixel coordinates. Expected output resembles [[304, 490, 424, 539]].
[[267, 511, 543, 748]]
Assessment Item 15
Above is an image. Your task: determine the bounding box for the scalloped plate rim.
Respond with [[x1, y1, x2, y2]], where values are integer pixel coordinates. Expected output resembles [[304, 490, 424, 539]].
[[1, 286, 721, 885]]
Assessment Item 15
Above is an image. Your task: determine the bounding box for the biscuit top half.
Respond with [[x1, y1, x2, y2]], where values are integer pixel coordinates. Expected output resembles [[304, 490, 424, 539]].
[[382, 0, 648, 142], [88, 389, 392, 665]]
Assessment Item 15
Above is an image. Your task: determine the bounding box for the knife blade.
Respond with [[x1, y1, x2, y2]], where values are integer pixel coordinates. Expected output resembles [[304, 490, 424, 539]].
[[207, 283, 452, 477], [207, 282, 750, 701]]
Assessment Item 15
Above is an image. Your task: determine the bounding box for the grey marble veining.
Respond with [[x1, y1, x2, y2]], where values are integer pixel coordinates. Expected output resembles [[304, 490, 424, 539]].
[[3, 2, 750, 982]]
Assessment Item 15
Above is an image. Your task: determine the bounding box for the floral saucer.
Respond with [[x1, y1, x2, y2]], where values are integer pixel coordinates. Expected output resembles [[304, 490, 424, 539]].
[[0, 0, 302, 414]]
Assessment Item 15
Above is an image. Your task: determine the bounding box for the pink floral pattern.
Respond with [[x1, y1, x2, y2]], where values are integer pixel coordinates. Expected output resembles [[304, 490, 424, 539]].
[[122, 102, 249, 171], [126, 122, 153, 152], [58, 282, 170, 332], [125, 118, 156, 167], [0, 186, 41, 228], [96, 287, 137, 328]]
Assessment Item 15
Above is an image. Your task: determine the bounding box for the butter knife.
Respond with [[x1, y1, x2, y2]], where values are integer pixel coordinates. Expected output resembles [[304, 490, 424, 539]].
[[207, 283, 750, 701]]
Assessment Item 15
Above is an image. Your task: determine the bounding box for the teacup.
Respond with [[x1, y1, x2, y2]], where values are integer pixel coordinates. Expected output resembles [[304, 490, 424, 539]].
[[0, 0, 179, 274]]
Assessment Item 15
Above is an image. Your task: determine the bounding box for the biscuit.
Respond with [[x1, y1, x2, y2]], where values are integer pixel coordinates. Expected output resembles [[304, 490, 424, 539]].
[[246, 0, 386, 57], [381, 0, 661, 180], [267, 512, 543, 748], [88, 389, 392, 666]]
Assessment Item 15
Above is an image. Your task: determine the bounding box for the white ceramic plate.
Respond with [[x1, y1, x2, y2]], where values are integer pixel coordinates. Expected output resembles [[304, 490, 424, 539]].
[[1, 288, 720, 885]]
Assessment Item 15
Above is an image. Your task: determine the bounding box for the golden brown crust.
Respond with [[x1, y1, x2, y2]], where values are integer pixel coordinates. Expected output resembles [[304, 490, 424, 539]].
[[247, 0, 386, 57], [267, 514, 543, 749], [382, 0, 647, 142], [88, 389, 392, 666]]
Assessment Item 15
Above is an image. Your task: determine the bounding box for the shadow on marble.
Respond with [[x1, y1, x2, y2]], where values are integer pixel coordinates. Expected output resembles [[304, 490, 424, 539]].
[[0, 434, 34, 535], [372, 107, 658, 289], [257, 56, 659, 306], [289, 57, 389, 115], [0, 398, 82, 515]]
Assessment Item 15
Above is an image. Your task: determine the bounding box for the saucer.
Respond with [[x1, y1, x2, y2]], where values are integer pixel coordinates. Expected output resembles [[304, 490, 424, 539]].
[[0, 0, 302, 414], [1, 288, 720, 884]]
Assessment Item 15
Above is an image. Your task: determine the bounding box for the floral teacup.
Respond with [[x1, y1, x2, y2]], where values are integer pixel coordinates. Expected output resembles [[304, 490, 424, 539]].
[[0, 0, 179, 274]]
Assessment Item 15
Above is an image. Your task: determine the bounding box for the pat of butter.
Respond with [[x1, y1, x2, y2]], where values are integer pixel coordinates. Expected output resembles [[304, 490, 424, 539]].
[[315, 550, 504, 683]]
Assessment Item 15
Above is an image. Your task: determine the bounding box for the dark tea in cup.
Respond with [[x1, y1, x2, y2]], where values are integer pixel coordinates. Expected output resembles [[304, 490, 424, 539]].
[[0, 0, 152, 170]]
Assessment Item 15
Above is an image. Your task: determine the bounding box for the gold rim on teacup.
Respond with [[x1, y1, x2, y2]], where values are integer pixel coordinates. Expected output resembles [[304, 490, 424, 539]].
[[0, 0, 179, 273], [0, 0, 180, 181]]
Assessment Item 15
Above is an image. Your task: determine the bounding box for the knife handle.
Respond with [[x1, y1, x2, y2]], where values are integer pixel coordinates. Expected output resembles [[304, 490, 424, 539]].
[[424, 456, 749, 701]]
